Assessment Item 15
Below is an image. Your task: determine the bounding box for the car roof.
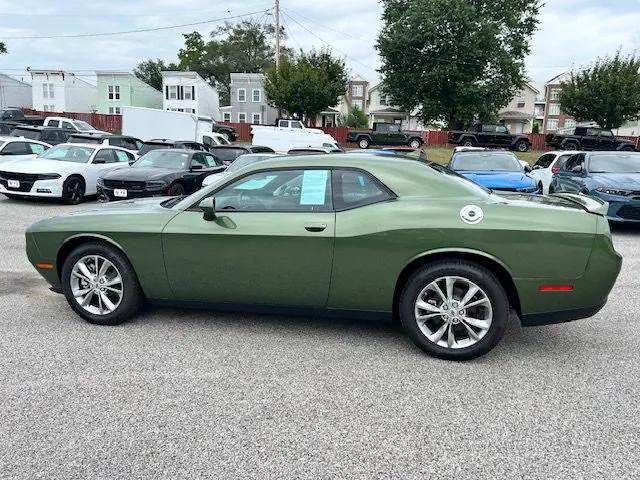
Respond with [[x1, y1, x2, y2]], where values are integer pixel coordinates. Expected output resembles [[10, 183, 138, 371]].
[[12, 125, 62, 131], [141, 148, 196, 155], [544, 150, 582, 156], [210, 144, 249, 150]]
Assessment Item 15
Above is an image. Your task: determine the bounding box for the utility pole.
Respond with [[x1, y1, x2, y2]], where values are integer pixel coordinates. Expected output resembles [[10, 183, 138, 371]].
[[275, 0, 280, 70]]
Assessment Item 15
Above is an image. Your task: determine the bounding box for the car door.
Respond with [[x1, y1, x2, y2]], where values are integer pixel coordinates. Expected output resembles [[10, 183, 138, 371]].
[[597, 130, 616, 150], [86, 148, 125, 193], [61, 120, 76, 132], [581, 129, 599, 150], [555, 153, 585, 192], [479, 125, 496, 145], [494, 125, 512, 147], [385, 123, 405, 145], [162, 168, 335, 306]]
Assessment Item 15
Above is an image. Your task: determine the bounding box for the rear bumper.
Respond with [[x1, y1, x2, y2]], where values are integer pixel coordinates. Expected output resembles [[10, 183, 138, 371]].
[[521, 301, 606, 326]]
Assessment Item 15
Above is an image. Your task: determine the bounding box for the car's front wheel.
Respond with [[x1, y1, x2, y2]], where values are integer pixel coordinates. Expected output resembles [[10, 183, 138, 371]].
[[461, 138, 476, 147], [61, 242, 144, 325], [514, 140, 529, 152], [399, 260, 509, 360], [358, 137, 370, 149], [61, 176, 85, 205]]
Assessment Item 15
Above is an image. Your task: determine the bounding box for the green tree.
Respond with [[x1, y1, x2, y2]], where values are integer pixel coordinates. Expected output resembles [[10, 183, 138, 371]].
[[532, 122, 540, 134], [559, 52, 640, 129], [338, 105, 369, 128], [133, 59, 179, 91], [264, 49, 348, 123], [376, 0, 541, 129], [177, 21, 292, 105]]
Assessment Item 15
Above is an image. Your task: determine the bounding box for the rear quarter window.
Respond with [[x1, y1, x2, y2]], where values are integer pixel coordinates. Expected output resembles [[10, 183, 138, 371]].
[[332, 170, 395, 210]]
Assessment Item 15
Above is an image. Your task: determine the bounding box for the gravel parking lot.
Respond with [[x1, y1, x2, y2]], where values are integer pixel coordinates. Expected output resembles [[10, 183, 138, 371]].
[[1, 196, 639, 479]]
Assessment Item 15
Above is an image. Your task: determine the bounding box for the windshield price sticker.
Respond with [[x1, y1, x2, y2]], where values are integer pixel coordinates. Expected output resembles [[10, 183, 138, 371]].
[[300, 170, 328, 205]]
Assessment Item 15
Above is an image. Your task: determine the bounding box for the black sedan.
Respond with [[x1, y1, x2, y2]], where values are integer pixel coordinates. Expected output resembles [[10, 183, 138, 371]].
[[97, 149, 225, 201], [208, 145, 275, 165]]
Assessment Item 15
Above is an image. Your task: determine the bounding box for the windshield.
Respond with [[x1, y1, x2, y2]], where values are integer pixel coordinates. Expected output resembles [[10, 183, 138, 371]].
[[451, 152, 522, 172], [590, 153, 640, 173], [227, 154, 276, 172], [134, 150, 190, 169], [72, 120, 96, 131], [211, 147, 247, 163], [11, 128, 40, 140], [69, 136, 101, 144], [40, 144, 95, 163]]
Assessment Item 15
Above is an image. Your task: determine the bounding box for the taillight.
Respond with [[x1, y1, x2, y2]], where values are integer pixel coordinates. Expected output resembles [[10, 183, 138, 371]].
[[551, 167, 559, 174]]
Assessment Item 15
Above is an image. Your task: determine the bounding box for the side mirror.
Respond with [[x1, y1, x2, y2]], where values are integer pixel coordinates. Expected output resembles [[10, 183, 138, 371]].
[[199, 196, 216, 221], [93, 158, 105, 164], [524, 164, 533, 173], [191, 164, 203, 171]]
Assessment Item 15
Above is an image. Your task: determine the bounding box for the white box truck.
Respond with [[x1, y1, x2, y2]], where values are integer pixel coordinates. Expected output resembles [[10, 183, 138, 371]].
[[121, 106, 229, 149], [251, 119, 341, 153]]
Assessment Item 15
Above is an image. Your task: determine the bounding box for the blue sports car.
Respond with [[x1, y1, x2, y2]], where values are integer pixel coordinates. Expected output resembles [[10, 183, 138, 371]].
[[448, 150, 539, 193], [549, 151, 640, 222]]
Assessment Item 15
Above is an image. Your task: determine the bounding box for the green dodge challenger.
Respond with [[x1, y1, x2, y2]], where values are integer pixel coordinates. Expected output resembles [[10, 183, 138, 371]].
[[26, 154, 622, 360]]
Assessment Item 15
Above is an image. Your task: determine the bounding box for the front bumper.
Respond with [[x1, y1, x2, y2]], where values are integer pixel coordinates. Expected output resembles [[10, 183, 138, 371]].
[[97, 185, 165, 202], [601, 198, 640, 222], [0, 178, 63, 198]]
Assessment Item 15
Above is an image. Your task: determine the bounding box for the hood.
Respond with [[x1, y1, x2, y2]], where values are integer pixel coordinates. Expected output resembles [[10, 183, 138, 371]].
[[458, 170, 535, 189], [71, 196, 172, 215], [0, 158, 86, 174], [589, 172, 640, 190], [102, 166, 181, 181]]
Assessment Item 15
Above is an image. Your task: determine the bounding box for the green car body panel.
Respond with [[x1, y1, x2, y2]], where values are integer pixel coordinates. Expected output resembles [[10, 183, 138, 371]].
[[26, 154, 622, 325]]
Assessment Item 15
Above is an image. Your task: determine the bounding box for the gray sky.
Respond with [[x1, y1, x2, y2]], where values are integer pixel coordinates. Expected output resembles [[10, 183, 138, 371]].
[[1, 0, 638, 86]]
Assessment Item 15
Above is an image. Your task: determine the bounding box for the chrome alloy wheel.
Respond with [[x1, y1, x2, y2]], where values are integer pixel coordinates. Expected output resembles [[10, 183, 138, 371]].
[[414, 276, 493, 349], [70, 255, 123, 315]]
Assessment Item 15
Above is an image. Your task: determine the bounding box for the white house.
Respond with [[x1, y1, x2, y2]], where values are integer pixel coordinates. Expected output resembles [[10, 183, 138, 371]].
[[161, 71, 220, 120], [30, 69, 97, 113], [0, 73, 33, 109], [367, 82, 428, 130]]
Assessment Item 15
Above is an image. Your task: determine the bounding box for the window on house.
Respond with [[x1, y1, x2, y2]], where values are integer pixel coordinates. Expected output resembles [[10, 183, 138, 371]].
[[351, 85, 363, 97], [252, 89, 261, 102], [516, 91, 525, 108], [168, 85, 178, 99], [184, 86, 195, 100], [352, 99, 363, 110], [252, 113, 261, 125], [42, 83, 48, 99], [548, 104, 561, 116], [549, 89, 560, 101], [547, 119, 559, 131], [43, 105, 49, 112], [108, 85, 120, 100], [238, 88, 246, 102], [380, 95, 388, 106], [238, 112, 247, 123], [223, 112, 231, 122], [108, 107, 121, 114]]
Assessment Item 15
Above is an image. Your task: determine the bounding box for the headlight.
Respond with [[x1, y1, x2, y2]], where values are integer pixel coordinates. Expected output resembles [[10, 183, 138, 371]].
[[519, 186, 539, 193], [97, 177, 105, 186], [37, 173, 61, 180], [145, 180, 168, 190], [595, 187, 632, 196]]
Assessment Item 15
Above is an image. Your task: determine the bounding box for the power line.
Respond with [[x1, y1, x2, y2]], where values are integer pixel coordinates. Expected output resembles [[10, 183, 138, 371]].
[[279, 11, 303, 52], [2, 9, 272, 40], [281, 11, 379, 74], [281, 6, 361, 41]]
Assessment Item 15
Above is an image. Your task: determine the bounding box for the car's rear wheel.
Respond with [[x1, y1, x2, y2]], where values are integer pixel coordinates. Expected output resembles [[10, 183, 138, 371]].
[[167, 183, 185, 196], [399, 260, 509, 360], [563, 141, 579, 151], [61, 176, 85, 205], [358, 137, 370, 149], [515, 140, 529, 152], [61, 242, 143, 325]]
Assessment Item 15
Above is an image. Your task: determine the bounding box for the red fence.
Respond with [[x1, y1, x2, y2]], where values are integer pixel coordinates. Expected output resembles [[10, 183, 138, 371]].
[[21, 111, 640, 151]]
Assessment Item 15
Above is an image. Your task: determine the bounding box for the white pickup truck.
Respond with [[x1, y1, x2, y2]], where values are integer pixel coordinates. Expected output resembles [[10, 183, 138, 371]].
[[251, 119, 341, 153], [43, 116, 110, 135]]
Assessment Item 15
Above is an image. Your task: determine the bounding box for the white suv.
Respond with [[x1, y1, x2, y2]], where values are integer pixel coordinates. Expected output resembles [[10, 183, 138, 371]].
[[529, 150, 582, 194]]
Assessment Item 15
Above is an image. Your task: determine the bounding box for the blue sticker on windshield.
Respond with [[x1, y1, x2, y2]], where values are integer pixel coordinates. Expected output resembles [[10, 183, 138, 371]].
[[358, 175, 365, 187], [300, 170, 328, 205]]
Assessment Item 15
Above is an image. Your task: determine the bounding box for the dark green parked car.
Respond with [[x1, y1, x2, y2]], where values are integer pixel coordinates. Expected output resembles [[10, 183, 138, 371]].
[[26, 154, 622, 360]]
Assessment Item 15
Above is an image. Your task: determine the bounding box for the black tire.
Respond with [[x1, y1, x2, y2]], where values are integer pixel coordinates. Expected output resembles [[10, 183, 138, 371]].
[[408, 138, 423, 149], [167, 183, 185, 196], [357, 137, 370, 149], [548, 184, 556, 194], [60, 242, 144, 326], [621, 146, 635, 152], [61, 176, 85, 205], [461, 138, 476, 147], [538, 182, 544, 194], [514, 140, 529, 152], [563, 141, 579, 151], [399, 260, 509, 360]]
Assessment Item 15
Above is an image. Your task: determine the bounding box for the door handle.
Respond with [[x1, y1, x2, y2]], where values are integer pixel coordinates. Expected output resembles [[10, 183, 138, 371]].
[[304, 223, 327, 232]]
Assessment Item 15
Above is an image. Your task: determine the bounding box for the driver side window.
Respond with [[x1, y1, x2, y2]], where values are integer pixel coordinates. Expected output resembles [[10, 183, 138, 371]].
[[214, 169, 332, 212]]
